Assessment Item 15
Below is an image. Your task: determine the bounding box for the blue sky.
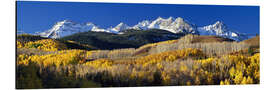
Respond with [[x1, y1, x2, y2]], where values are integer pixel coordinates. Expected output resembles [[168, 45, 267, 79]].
[[17, 1, 259, 34]]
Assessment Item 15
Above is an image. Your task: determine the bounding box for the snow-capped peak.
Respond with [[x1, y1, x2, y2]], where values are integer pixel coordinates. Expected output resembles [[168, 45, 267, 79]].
[[197, 21, 248, 41], [110, 22, 131, 32], [200, 21, 227, 34], [39, 20, 97, 38], [147, 17, 196, 33], [133, 20, 151, 30], [214, 21, 223, 25], [149, 17, 174, 28], [212, 21, 226, 30], [86, 22, 95, 26]]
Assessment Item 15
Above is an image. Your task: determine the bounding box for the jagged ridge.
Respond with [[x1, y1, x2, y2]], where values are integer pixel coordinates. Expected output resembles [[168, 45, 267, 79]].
[[37, 17, 249, 41]]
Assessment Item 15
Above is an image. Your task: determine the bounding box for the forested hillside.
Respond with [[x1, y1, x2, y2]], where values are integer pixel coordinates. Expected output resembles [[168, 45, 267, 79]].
[[16, 34, 260, 88], [60, 29, 185, 50]]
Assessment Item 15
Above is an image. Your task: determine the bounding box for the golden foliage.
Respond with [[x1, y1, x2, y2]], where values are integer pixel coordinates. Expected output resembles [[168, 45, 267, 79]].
[[227, 53, 260, 84], [17, 50, 85, 67], [134, 48, 205, 66], [84, 59, 113, 68], [17, 41, 23, 48], [17, 39, 67, 51], [79, 50, 259, 85]]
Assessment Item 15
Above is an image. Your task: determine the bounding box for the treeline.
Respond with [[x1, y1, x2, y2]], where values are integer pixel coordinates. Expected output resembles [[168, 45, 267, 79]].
[[150, 41, 249, 56], [141, 34, 250, 56], [86, 48, 136, 60]]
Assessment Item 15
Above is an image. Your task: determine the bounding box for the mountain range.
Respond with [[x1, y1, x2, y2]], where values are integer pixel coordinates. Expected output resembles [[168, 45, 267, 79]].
[[37, 17, 249, 41]]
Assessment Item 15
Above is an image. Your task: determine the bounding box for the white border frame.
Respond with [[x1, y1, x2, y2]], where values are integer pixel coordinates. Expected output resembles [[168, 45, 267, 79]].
[[1, 0, 269, 90]]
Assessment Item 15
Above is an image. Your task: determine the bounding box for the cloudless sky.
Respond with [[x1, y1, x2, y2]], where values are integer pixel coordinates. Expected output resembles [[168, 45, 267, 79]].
[[17, 1, 259, 34]]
